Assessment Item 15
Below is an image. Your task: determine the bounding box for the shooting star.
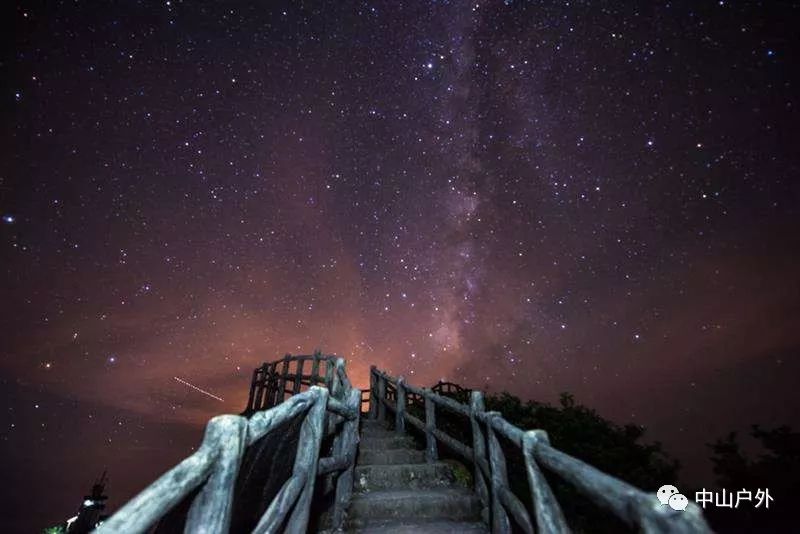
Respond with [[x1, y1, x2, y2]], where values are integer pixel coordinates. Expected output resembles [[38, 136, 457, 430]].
[[174, 376, 224, 402]]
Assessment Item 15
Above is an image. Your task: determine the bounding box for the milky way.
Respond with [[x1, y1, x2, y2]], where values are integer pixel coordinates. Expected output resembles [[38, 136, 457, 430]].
[[1, 1, 798, 531]]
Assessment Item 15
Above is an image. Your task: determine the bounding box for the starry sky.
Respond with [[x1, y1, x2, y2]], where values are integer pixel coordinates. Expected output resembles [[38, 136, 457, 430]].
[[1, 1, 799, 531]]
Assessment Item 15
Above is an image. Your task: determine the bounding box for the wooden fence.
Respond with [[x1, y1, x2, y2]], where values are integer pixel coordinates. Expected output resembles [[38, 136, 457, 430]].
[[368, 366, 712, 534], [96, 353, 360, 534], [243, 353, 343, 414]]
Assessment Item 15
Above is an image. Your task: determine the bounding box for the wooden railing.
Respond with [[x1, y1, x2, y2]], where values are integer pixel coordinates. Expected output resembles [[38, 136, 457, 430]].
[[243, 353, 343, 414], [368, 366, 712, 534], [387, 380, 472, 408], [96, 353, 360, 534], [432, 380, 472, 404]]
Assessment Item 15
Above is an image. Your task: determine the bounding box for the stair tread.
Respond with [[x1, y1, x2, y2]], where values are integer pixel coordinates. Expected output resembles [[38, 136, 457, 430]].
[[347, 519, 488, 533], [355, 462, 454, 477], [358, 448, 425, 465], [358, 446, 415, 452], [360, 431, 397, 438], [347, 488, 481, 526], [351, 487, 477, 502], [359, 439, 415, 450], [361, 422, 390, 430], [355, 461, 453, 471], [360, 434, 414, 442], [360, 431, 409, 436], [354, 462, 460, 492]]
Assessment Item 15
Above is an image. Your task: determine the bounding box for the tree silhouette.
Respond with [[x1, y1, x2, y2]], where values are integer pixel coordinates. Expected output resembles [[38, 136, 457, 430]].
[[410, 389, 679, 532], [705, 425, 799, 532], [483, 391, 679, 532]]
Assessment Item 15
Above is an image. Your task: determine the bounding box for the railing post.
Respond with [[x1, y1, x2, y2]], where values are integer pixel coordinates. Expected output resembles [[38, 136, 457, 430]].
[[377, 373, 386, 422], [253, 366, 266, 411], [311, 350, 321, 386], [332, 387, 361, 529], [185, 415, 248, 532], [330, 358, 343, 399], [324, 358, 334, 390], [327, 358, 345, 439], [293, 357, 305, 395], [263, 366, 272, 409], [470, 391, 491, 527], [277, 354, 291, 404], [486, 412, 512, 533], [284, 387, 328, 534], [262, 362, 274, 409], [424, 389, 438, 462], [95, 417, 226, 533], [368, 366, 377, 419], [271, 361, 282, 407], [395, 376, 406, 435], [246, 367, 259, 412], [522, 430, 569, 533]]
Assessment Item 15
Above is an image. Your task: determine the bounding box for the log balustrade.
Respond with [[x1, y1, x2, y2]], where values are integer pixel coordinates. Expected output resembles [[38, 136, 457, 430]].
[[93, 356, 713, 533], [96, 352, 360, 534], [368, 366, 712, 534]]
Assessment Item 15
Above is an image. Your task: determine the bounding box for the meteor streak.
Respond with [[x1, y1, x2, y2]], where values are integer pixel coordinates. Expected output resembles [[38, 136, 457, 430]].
[[173, 376, 224, 402]]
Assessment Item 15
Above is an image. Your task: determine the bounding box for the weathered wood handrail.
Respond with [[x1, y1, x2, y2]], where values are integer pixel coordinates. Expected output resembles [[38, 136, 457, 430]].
[[368, 366, 712, 534], [97, 353, 360, 534]]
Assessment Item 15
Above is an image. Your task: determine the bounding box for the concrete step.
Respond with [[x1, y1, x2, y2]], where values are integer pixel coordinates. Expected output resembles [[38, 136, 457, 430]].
[[361, 419, 389, 427], [359, 435, 416, 450], [347, 488, 481, 527], [360, 429, 398, 440], [358, 448, 425, 465], [359, 422, 392, 432], [354, 462, 459, 492], [360, 420, 391, 432], [346, 519, 488, 533]]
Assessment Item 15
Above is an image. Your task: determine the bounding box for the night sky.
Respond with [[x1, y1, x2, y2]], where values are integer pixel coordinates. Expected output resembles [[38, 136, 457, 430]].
[[2, 1, 799, 531]]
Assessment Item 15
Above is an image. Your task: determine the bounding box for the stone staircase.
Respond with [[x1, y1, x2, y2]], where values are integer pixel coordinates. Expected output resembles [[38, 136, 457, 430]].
[[344, 419, 488, 533]]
